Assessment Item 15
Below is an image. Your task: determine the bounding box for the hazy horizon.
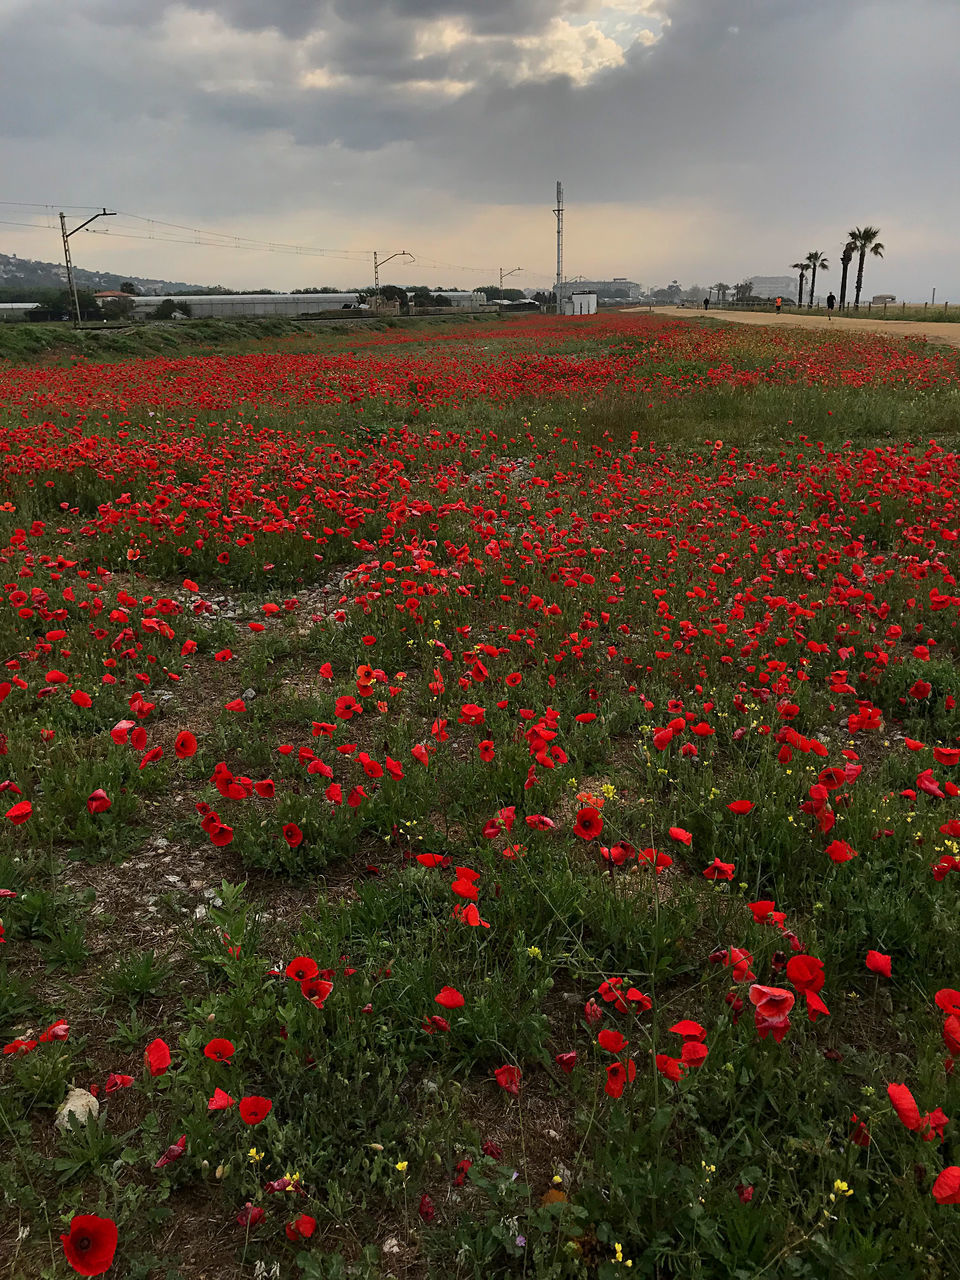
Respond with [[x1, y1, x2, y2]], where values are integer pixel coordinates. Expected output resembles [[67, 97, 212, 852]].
[[1, 0, 956, 300]]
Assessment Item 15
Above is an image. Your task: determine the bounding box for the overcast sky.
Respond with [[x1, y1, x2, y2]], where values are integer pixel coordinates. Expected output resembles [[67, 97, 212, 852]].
[[1, 0, 957, 297]]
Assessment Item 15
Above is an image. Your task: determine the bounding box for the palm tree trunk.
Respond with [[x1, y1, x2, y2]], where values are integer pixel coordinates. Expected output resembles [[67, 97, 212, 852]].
[[809, 265, 817, 308], [854, 249, 866, 309], [797, 274, 804, 309], [839, 259, 850, 310]]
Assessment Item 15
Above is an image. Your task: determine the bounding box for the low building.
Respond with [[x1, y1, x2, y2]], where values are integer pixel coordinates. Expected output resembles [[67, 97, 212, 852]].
[[130, 292, 361, 319], [433, 290, 484, 309], [0, 301, 41, 323], [563, 292, 597, 316], [748, 276, 797, 300]]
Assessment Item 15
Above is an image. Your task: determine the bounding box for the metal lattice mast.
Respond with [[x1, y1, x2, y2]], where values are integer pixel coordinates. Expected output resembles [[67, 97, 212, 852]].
[[553, 181, 564, 308]]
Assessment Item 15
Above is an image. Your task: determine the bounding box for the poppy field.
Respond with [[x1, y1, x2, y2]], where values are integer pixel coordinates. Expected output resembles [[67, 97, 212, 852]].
[[3, 312, 960, 1278]]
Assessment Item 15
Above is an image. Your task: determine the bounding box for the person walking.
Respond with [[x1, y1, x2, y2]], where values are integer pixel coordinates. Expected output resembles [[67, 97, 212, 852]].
[[826, 291, 836, 319], [775, 296, 782, 314], [703, 297, 710, 310]]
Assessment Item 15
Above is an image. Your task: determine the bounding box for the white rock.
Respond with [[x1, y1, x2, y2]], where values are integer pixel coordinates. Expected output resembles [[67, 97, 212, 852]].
[[56, 1088, 99, 1132]]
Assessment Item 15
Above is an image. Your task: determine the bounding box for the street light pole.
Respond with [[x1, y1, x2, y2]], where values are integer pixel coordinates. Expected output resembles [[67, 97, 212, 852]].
[[499, 266, 522, 296], [60, 208, 116, 329], [373, 250, 414, 311]]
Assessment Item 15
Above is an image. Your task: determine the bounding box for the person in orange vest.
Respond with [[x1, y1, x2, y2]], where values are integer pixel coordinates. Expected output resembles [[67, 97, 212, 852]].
[[775, 296, 782, 314]]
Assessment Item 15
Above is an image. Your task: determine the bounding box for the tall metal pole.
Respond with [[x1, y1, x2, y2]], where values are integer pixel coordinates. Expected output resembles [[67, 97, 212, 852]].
[[372, 250, 414, 312], [60, 213, 81, 329], [59, 208, 116, 329], [499, 266, 522, 296], [553, 181, 564, 313]]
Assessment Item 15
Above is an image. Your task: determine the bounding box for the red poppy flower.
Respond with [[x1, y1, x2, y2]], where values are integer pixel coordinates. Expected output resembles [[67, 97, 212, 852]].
[[573, 806, 603, 840], [669, 1020, 706, 1041], [208, 822, 234, 847], [702, 858, 734, 880], [60, 1214, 118, 1276], [435, 986, 465, 1009], [286, 956, 319, 982], [681, 1040, 709, 1067], [936, 989, 960, 1016], [726, 800, 754, 815], [283, 823, 303, 848], [154, 1133, 186, 1168], [605, 1058, 637, 1097], [455, 903, 490, 928], [669, 827, 692, 845], [932, 1166, 960, 1204], [655, 1054, 686, 1082], [300, 978, 334, 1008], [887, 1082, 921, 1131], [866, 950, 892, 977], [786, 955, 825, 994], [208, 1087, 235, 1111], [477, 740, 495, 761], [239, 1095, 273, 1125], [224, 699, 246, 713], [849, 1114, 871, 1148], [749, 984, 795, 1020], [494, 1064, 521, 1095], [86, 789, 112, 815], [104, 1073, 134, 1094], [203, 1037, 235, 1063], [144, 1037, 171, 1077], [236, 1203, 265, 1228], [175, 731, 197, 759], [825, 838, 858, 863], [597, 1028, 628, 1053], [555, 1051, 577, 1074], [285, 1213, 317, 1241], [4, 800, 32, 825]]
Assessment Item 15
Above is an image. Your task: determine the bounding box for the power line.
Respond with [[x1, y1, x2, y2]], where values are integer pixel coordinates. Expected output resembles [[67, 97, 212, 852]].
[[0, 203, 555, 281]]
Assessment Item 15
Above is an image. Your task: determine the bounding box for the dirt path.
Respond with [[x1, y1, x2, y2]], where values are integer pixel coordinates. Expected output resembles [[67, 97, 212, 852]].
[[625, 305, 960, 349]]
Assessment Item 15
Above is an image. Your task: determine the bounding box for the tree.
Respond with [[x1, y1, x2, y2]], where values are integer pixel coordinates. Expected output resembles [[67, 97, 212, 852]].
[[838, 240, 856, 310], [790, 262, 809, 310], [804, 251, 829, 307], [713, 282, 731, 303], [152, 299, 191, 319], [119, 281, 138, 295], [733, 279, 754, 304], [378, 285, 409, 312], [848, 225, 885, 309]]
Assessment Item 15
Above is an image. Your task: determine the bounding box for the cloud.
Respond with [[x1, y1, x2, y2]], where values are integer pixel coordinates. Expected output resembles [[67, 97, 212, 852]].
[[0, 0, 957, 299]]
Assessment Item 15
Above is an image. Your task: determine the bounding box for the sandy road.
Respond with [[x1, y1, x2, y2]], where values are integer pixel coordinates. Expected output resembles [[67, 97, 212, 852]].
[[624, 305, 960, 350]]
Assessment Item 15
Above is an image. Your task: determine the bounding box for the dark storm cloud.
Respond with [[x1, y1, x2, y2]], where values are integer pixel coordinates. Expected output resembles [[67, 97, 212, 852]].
[[1, 0, 957, 296]]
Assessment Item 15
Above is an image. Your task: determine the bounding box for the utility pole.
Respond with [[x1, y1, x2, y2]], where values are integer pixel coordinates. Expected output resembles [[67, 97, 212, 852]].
[[499, 266, 522, 297], [553, 181, 564, 313], [373, 250, 414, 311], [60, 208, 116, 328]]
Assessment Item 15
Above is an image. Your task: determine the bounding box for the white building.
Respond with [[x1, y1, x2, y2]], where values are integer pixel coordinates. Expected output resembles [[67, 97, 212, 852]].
[[130, 293, 361, 319], [563, 292, 597, 316], [0, 302, 41, 323]]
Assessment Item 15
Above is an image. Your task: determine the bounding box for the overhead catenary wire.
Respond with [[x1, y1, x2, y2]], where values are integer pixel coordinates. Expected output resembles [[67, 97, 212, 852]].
[[1, 203, 555, 282]]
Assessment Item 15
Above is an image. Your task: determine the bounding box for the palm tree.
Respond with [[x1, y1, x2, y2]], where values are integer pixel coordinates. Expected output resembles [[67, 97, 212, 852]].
[[804, 251, 829, 307], [848, 226, 885, 309], [790, 262, 809, 310], [838, 240, 856, 311], [714, 282, 730, 303]]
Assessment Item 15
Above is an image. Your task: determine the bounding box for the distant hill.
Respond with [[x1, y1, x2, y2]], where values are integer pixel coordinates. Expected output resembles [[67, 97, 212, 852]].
[[0, 251, 211, 297]]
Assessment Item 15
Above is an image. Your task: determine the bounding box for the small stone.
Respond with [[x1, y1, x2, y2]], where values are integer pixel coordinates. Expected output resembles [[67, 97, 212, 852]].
[[382, 1237, 401, 1255], [242, 688, 256, 701], [56, 1088, 99, 1132]]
